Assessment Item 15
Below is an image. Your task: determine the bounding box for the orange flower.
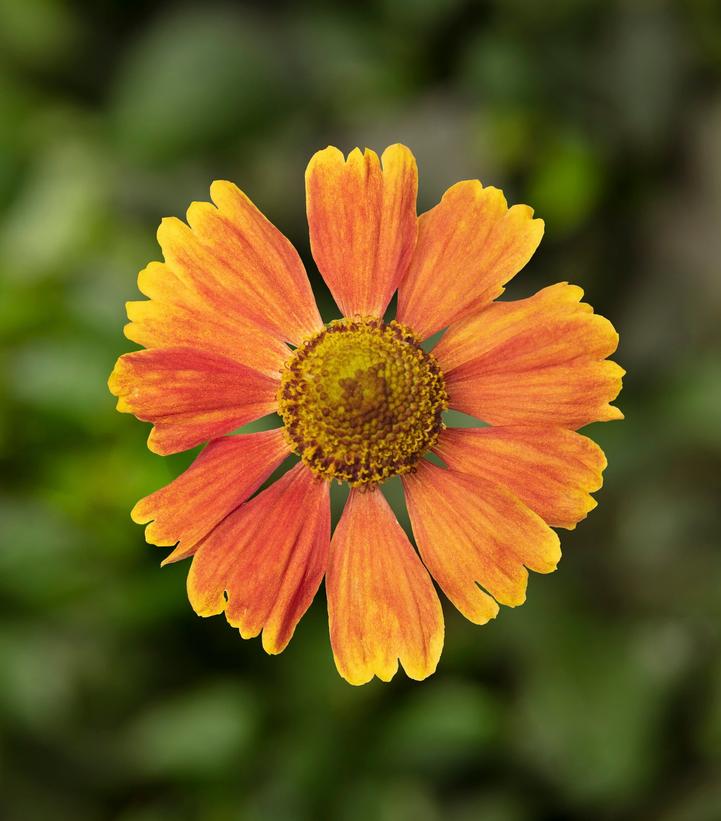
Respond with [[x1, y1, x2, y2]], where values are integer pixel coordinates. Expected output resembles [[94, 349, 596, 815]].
[[109, 144, 623, 685]]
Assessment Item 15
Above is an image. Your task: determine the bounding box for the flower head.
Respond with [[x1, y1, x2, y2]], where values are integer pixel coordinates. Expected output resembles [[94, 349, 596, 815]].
[[109, 144, 623, 685]]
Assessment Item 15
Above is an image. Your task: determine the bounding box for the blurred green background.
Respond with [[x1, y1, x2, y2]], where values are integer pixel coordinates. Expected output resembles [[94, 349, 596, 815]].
[[2, 1, 721, 819]]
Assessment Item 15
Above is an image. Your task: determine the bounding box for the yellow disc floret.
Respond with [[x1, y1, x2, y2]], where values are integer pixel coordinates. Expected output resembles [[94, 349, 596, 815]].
[[278, 317, 449, 487]]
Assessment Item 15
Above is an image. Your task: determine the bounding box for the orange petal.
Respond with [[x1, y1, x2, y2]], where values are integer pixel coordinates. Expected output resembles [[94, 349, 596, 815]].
[[403, 461, 560, 623], [108, 347, 279, 455], [157, 180, 323, 347], [326, 488, 444, 685], [397, 180, 544, 339], [125, 261, 290, 378], [131, 429, 291, 564], [306, 144, 418, 318], [187, 463, 330, 654], [434, 283, 624, 429], [435, 426, 607, 530]]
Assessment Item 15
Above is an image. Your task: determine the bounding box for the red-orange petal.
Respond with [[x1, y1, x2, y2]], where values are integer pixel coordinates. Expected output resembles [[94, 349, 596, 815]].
[[108, 347, 279, 455], [131, 428, 291, 565], [125, 261, 290, 378], [434, 282, 624, 429], [397, 180, 544, 339], [187, 463, 330, 654], [306, 144, 418, 318], [157, 181, 323, 347], [435, 426, 607, 530], [403, 461, 560, 623], [326, 488, 444, 685]]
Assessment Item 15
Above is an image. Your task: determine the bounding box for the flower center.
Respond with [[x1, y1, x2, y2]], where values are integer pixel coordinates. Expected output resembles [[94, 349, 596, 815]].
[[278, 317, 448, 487]]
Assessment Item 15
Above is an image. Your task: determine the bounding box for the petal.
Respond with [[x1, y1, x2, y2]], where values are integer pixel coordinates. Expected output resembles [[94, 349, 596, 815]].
[[326, 488, 444, 685], [435, 426, 607, 530], [397, 180, 544, 339], [434, 283, 624, 429], [306, 144, 418, 318], [187, 463, 330, 654], [125, 261, 290, 377], [157, 180, 323, 347], [403, 461, 560, 624], [131, 428, 291, 564], [108, 347, 279, 455]]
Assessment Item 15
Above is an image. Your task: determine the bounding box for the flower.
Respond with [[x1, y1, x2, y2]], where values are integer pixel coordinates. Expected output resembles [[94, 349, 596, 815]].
[[109, 144, 623, 685]]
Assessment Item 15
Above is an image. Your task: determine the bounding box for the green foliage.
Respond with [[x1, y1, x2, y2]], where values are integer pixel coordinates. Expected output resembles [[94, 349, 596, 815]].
[[1, 1, 720, 819]]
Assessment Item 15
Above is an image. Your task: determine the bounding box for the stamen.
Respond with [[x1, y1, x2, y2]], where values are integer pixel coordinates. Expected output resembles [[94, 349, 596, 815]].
[[278, 317, 448, 487]]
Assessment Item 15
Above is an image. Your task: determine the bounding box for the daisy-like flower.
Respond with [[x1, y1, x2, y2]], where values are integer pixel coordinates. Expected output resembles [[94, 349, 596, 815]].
[[109, 144, 623, 685]]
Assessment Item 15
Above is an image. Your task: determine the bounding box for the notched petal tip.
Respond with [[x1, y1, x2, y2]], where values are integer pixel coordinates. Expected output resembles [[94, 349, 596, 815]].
[[306, 141, 418, 319], [470, 600, 500, 627], [185, 199, 218, 230], [260, 632, 288, 657], [398, 179, 543, 338], [208, 178, 241, 201], [309, 143, 416, 173], [156, 215, 184, 247], [327, 488, 444, 686], [186, 570, 226, 617], [136, 429, 292, 566], [436, 282, 624, 430], [305, 144, 346, 173], [107, 356, 125, 394], [186, 464, 330, 658], [341, 660, 400, 687], [108, 358, 136, 415], [404, 463, 560, 624], [129, 498, 151, 526], [146, 429, 170, 456], [355, 145, 375, 162], [502, 584, 527, 609], [336, 651, 443, 687], [204, 181, 255, 224], [380, 142, 416, 167], [153, 183, 322, 346], [341, 625, 445, 686], [540, 534, 562, 574], [436, 426, 610, 532]]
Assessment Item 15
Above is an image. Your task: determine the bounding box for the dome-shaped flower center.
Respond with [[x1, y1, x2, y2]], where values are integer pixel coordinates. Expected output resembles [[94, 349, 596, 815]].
[[278, 318, 448, 486]]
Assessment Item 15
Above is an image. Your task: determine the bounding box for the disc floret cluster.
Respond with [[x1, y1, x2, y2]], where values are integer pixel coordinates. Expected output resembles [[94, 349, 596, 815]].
[[278, 317, 448, 486]]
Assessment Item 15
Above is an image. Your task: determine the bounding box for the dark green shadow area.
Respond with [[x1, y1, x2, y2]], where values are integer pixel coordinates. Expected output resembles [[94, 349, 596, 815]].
[[420, 327, 446, 352], [380, 474, 412, 535], [231, 412, 284, 435], [443, 408, 489, 428], [423, 451, 446, 468]]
